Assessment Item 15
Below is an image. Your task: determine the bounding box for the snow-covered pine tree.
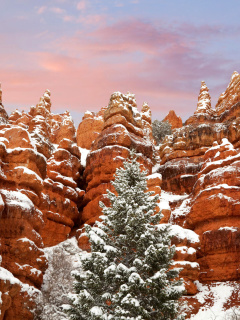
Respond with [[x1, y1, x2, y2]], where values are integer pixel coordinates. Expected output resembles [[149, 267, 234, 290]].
[[66, 152, 185, 320]]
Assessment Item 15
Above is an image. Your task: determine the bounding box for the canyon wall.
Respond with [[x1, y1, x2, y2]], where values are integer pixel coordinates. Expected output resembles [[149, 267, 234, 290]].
[[0, 72, 240, 318]]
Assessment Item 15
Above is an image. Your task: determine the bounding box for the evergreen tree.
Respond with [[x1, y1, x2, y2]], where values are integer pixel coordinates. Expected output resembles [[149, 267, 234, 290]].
[[66, 152, 185, 320], [152, 120, 172, 144]]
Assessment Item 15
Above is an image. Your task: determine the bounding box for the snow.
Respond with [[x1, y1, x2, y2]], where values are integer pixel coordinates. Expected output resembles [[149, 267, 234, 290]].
[[172, 261, 199, 269], [160, 190, 189, 203], [0, 266, 41, 306], [169, 225, 199, 244], [203, 227, 238, 234], [15, 166, 43, 184], [147, 173, 162, 180], [17, 237, 40, 249], [158, 191, 191, 219], [196, 184, 240, 201], [7, 146, 46, 161], [79, 147, 90, 167], [37, 237, 83, 320], [175, 246, 196, 255], [152, 162, 161, 173], [90, 306, 103, 316], [0, 267, 22, 285], [159, 190, 191, 222], [219, 226, 238, 232], [84, 110, 93, 116], [16, 263, 42, 277], [1, 189, 35, 212], [190, 281, 240, 320], [201, 152, 239, 173]]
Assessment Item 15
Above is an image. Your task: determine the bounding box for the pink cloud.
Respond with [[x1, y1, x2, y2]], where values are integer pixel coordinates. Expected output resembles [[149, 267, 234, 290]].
[[50, 7, 65, 14], [0, 17, 236, 125], [63, 15, 75, 22], [37, 6, 47, 15], [77, 1, 87, 11]]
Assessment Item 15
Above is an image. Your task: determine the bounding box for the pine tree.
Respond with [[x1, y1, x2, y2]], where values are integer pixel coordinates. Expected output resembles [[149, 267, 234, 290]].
[[66, 152, 185, 320]]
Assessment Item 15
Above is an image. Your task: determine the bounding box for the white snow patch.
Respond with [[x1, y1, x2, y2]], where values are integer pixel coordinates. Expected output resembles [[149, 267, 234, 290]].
[[79, 147, 90, 167], [37, 237, 83, 320], [190, 281, 239, 320], [170, 225, 199, 244], [147, 173, 162, 180], [219, 227, 238, 232], [0, 189, 35, 212]]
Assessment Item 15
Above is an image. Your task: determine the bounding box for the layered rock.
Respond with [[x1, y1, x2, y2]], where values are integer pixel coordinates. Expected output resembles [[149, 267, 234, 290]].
[[39, 146, 83, 247], [0, 84, 8, 123], [78, 92, 154, 249], [163, 110, 182, 129], [170, 225, 200, 295], [158, 104, 240, 194], [159, 192, 200, 295], [0, 90, 83, 318], [215, 71, 240, 115], [0, 127, 47, 318], [184, 139, 240, 282], [8, 91, 83, 246], [141, 102, 154, 141], [185, 81, 213, 125], [0, 265, 40, 320], [76, 108, 105, 149], [1, 71, 240, 318]]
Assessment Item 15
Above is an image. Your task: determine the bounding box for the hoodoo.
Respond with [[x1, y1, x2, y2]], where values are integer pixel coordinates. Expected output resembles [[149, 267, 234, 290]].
[[0, 73, 240, 319]]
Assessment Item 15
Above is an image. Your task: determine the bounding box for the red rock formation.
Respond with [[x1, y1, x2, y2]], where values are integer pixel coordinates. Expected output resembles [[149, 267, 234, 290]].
[[183, 139, 240, 282], [0, 84, 8, 123], [0, 267, 39, 320], [185, 81, 213, 125], [39, 146, 82, 246], [76, 108, 105, 149], [215, 71, 240, 115], [7, 91, 83, 247], [163, 110, 182, 129], [1, 71, 240, 318], [78, 92, 154, 249], [170, 225, 200, 295], [0, 89, 83, 318], [141, 102, 154, 141]]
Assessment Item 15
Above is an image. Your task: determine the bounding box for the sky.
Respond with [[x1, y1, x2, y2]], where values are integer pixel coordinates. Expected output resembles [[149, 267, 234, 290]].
[[0, 0, 240, 126]]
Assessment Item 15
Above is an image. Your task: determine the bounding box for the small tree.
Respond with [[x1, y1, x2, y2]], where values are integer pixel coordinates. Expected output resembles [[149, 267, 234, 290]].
[[152, 120, 172, 144], [66, 153, 184, 320]]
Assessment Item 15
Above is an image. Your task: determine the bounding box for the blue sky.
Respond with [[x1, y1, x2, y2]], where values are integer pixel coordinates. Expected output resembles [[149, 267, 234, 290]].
[[0, 0, 239, 125]]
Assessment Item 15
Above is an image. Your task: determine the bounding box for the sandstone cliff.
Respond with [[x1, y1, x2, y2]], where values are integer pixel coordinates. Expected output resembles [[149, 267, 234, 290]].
[[0, 72, 240, 319], [0, 90, 84, 319]]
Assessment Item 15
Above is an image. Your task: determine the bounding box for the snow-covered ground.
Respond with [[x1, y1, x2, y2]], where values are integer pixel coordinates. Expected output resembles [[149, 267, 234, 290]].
[[190, 281, 240, 320], [35, 237, 82, 320], [35, 236, 240, 320], [159, 190, 191, 223]]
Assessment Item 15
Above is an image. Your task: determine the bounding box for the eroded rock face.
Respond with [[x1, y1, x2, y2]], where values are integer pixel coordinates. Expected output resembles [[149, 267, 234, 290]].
[[183, 139, 240, 282], [0, 90, 83, 318], [76, 108, 105, 149], [141, 102, 154, 141], [158, 87, 240, 195], [1, 72, 240, 318], [0, 266, 40, 320], [78, 92, 155, 249], [215, 71, 240, 115], [170, 226, 200, 295], [0, 84, 8, 123], [185, 81, 213, 125], [163, 110, 182, 129]]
